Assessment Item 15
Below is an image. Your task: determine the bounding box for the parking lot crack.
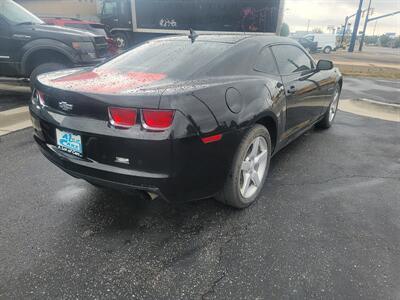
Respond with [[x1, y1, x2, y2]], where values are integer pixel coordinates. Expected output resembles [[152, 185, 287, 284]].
[[199, 222, 248, 299], [201, 273, 226, 300]]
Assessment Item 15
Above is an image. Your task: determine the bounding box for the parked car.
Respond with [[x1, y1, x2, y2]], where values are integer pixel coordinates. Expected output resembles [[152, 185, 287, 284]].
[[42, 17, 118, 56], [294, 37, 318, 53], [303, 33, 337, 54], [0, 0, 108, 84], [30, 34, 342, 209]]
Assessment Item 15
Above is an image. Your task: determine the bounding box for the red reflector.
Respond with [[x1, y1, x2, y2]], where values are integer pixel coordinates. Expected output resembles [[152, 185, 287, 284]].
[[32, 89, 45, 106], [109, 107, 137, 127], [142, 110, 174, 130], [201, 134, 223, 144]]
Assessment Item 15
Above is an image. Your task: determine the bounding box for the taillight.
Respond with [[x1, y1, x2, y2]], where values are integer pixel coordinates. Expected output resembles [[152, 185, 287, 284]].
[[142, 110, 174, 130], [108, 107, 137, 128], [108, 108, 174, 131]]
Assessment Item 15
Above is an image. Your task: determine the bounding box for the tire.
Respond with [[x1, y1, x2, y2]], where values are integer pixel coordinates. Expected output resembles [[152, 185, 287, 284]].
[[29, 62, 67, 90], [323, 46, 332, 54], [113, 32, 130, 50], [216, 125, 272, 209], [317, 84, 341, 129]]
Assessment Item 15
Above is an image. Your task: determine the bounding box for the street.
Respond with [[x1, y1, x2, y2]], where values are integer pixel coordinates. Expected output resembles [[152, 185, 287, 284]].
[[312, 47, 400, 80], [1, 108, 400, 298], [314, 47, 400, 66]]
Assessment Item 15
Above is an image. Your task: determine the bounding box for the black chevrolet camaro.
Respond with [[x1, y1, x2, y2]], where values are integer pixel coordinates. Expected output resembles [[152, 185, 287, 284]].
[[30, 35, 342, 208]]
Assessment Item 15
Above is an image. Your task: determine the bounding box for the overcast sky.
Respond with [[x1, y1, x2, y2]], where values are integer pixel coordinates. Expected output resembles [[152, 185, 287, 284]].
[[283, 0, 399, 35]]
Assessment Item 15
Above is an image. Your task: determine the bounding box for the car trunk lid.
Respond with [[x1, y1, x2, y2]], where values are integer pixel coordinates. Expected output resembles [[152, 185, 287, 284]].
[[36, 68, 171, 119]]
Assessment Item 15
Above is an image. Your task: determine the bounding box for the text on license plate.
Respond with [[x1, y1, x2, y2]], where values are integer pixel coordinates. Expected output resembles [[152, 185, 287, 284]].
[[56, 129, 83, 157]]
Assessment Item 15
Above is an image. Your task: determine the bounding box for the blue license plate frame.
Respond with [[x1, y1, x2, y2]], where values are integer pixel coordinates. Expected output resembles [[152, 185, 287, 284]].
[[56, 129, 83, 157]]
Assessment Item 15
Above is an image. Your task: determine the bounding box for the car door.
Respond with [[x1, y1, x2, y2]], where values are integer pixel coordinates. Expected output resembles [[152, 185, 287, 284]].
[[100, 0, 119, 31], [0, 16, 15, 76], [101, 0, 131, 30], [271, 44, 324, 134], [118, 0, 132, 28]]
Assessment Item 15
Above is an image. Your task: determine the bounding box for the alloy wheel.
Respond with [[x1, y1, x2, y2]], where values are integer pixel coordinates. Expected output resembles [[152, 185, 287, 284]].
[[239, 136, 268, 199]]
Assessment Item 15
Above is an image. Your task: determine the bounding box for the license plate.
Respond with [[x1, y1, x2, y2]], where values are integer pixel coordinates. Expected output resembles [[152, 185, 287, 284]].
[[56, 129, 83, 157]]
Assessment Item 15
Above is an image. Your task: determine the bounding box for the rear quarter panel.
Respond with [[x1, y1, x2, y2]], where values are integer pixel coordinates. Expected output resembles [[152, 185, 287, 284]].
[[157, 76, 286, 199]]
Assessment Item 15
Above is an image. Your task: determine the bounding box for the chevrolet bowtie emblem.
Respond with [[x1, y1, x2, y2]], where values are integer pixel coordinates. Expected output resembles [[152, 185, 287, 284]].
[[58, 101, 73, 111]]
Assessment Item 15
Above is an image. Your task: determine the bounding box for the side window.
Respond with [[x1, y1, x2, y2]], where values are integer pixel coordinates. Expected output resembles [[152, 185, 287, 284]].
[[271, 45, 314, 75], [103, 1, 117, 15], [254, 47, 279, 75], [305, 35, 314, 41]]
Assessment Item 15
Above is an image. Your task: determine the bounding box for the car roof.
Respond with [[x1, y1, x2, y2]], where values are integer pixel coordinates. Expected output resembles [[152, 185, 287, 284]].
[[154, 34, 250, 44], [152, 34, 298, 46], [243, 35, 299, 46]]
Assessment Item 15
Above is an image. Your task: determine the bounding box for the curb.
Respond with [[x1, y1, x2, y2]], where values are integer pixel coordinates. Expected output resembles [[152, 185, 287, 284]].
[[353, 98, 400, 112], [0, 77, 30, 85], [0, 106, 32, 136], [339, 98, 400, 122]]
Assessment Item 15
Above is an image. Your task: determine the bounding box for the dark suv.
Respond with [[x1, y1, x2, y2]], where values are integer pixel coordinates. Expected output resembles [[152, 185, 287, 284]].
[[0, 0, 108, 83], [42, 17, 118, 56]]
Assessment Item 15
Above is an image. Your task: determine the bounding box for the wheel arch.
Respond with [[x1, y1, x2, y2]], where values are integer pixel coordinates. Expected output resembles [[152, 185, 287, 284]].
[[109, 28, 132, 34], [254, 112, 278, 152], [21, 41, 76, 76]]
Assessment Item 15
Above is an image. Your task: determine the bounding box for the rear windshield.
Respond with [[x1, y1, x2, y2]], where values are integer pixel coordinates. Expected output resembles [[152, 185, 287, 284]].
[[96, 40, 232, 79]]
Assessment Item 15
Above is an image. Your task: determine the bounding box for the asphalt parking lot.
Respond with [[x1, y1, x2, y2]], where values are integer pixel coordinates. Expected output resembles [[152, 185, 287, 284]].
[[0, 83, 30, 112], [1, 109, 399, 299], [341, 77, 400, 105]]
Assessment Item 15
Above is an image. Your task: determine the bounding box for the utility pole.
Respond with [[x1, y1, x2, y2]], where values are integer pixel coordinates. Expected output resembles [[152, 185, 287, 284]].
[[348, 0, 364, 52], [306, 19, 310, 33], [359, 0, 372, 51], [340, 13, 356, 48]]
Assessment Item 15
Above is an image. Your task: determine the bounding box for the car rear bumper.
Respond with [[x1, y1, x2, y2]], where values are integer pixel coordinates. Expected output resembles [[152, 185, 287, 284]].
[[34, 134, 170, 200], [30, 107, 242, 203]]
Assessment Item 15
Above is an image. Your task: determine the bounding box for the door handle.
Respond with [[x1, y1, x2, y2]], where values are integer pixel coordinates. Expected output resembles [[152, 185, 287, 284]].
[[287, 85, 296, 94]]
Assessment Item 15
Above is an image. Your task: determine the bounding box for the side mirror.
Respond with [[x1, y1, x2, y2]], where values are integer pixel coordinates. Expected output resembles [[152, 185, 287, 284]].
[[317, 60, 334, 71]]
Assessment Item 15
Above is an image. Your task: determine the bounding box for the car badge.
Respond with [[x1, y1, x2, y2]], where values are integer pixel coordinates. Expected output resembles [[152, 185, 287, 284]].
[[58, 101, 73, 111]]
